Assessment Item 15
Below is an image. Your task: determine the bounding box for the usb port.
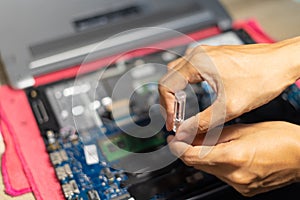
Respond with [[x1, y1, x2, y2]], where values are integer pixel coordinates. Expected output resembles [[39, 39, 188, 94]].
[[32, 99, 49, 124]]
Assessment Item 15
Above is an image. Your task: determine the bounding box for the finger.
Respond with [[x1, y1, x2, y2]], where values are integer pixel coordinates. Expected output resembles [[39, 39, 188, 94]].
[[175, 116, 199, 143], [167, 58, 184, 70], [174, 106, 213, 138], [167, 135, 191, 158], [173, 106, 214, 145], [159, 71, 188, 131], [176, 60, 204, 84], [168, 136, 227, 166], [185, 47, 195, 55], [191, 134, 206, 146], [188, 97, 229, 134], [218, 124, 246, 142], [191, 124, 245, 146], [158, 90, 174, 131], [169, 54, 193, 71]]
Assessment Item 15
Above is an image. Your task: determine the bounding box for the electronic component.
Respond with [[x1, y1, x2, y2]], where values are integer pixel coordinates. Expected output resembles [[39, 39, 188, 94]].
[[62, 182, 73, 198], [46, 130, 60, 151], [70, 180, 80, 194], [110, 193, 131, 200], [103, 167, 114, 181], [64, 164, 73, 178], [98, 132, 165, 162], [46, 130, 56, 144], [49, 149, 69, 165], [60, 149, 69, 161], [87, 190, 101, 200], [173, 91, 186, 132], [60, 126, 79, 142], [55, 164, 73, 181], [62, 180, 80, 198], [32, 99, 49, 124], [55, 166, 67, 181], [49, 151, 63, 165], [84, 145, 99, 165]]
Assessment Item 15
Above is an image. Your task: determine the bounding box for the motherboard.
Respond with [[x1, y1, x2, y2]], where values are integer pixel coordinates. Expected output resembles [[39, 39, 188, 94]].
[[26, 30, 300, 200]]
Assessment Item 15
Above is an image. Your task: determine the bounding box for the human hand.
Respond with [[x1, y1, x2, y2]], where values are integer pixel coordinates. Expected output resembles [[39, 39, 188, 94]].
[[159, 43, 298, 134], [167, 121, 300, 196]]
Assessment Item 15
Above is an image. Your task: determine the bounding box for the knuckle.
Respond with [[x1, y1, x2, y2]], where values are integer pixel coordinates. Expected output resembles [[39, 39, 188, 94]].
[[226, 105, 237, 118], [198, 120, 208, 133], [229, 171, 254, 186], [195, 114, 208, 133], [226, 100, 244, 118], [229, 174, 259, 197], [181, 159, 194, 167], [239, 188, 255, 197], [158, 83, 170, 96], [233, 184, 256, 197], [230, 172, 247, 185], [158, 79, 166, 89], [181, 147, 198, 166], [240, 185, 259, 197], [167, 61, 177, 68]]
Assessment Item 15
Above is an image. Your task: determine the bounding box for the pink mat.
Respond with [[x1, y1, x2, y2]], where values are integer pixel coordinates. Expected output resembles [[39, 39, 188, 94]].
[[0, 19, 278, 200], [0, 86, 64, 199], [0, 105, 31, 195]]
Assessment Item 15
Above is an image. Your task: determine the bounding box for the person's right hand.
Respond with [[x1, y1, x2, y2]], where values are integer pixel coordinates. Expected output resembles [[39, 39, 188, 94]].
[[159, 42, 299, 135], [167, 121, 300, 197]]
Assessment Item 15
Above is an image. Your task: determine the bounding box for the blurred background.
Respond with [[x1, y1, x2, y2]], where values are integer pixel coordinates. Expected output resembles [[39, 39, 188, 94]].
[[220, 0, 300, 41]]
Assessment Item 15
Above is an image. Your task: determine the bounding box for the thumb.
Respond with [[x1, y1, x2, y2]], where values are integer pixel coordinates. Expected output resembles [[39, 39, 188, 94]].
[[176, 99, 227, 141], [167, 135, 191, 158], [175, 105, 213, 138], [196, 97, 227, 133]]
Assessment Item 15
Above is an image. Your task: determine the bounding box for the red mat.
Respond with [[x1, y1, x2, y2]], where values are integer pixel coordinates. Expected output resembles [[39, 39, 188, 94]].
[[0, 19, 277, 200]]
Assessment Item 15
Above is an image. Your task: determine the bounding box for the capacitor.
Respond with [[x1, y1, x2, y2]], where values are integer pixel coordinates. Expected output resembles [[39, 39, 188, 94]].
[[46, 130, 56, 144], [173, 91, 186, 132]]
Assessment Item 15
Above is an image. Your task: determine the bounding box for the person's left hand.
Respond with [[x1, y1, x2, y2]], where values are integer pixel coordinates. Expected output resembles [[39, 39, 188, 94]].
[[167, 121, 300, 197]]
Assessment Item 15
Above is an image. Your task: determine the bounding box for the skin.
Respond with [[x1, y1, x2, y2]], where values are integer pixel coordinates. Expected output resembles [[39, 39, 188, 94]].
[[158, 36, 300, 196]]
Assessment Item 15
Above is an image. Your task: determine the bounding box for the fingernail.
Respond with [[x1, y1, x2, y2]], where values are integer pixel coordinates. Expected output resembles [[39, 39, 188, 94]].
[[166, 120, 173, 131]]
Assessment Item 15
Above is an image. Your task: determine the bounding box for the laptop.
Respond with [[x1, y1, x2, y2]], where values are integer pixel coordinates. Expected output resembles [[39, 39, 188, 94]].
[[1, 0, 300, 199]]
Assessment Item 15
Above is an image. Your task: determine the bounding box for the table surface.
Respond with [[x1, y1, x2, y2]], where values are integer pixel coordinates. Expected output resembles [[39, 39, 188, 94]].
[[0, 0, 300, 199]]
